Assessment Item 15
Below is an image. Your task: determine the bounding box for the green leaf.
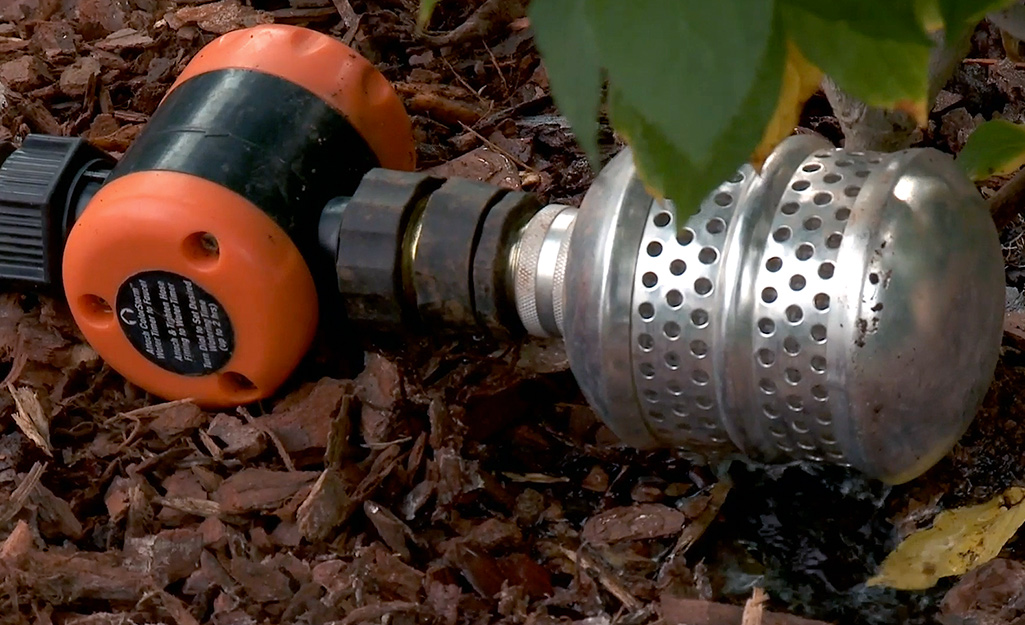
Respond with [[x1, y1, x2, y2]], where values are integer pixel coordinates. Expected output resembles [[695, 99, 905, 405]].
[[417, 0, 441, 30], [957, 118, 1025, 180], [781, 0, 932, 121], [939, 0, 1019, 43], [608, 26, 786, 221], [587, 0, 779, 168], [528, 0, 602, 166], [783, 0, 933, 44]]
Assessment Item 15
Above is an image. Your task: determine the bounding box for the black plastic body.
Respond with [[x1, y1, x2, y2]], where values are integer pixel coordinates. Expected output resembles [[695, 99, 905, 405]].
[[106, 68, 380, 268], [333, 169, 443, 329], [326, 168, 544, 338], [411, 177, 508, 328], [0, 135, 114, 287]]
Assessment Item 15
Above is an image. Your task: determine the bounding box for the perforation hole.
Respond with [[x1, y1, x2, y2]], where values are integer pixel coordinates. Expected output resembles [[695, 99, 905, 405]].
[[826, 233, 843, 249], [690, 340, 708, 357], [642, 272, 658, 288], [647, 241, 663, 257], [220, 372, 257, 396], [760, 378, 777, 394], [835, 207, 851, 221], [664, 321, 681, 339], [812, 385, 828, 400], [677, 229, 694, 246], [855, 169, 870, 178], [786, 305, 803, 323], [796, 244, 814, 261], [765, 404, 781, 419], [773, 227, 792, 243], [786, 395, 804, 410], [813, 192, 831, 206], [757, 348, 776, 366], [766, 257, 783, 272], [836, 159, 852, 167], [811, 355, 827, 373], [667, 382, 683, 396], [784, 336, 800, 355], [811, 324, 827, 342], [792, 180, 810, 191], [785, 368, 801, 385], [643, 389, 658, 402], [758, 318, 775, 336], [691, 309, 709, 327], [844, 185, 861, 197], [695, 278, 713, 295], [654, 212, 671, 227], [792, 420, 810, 434], [183, 232, 220, 267], [699, 247, 718, 264], [666, 289, 683, 307], [78, 294, 113, 325], [638, 334, 654, 350], [665, 352, 680, 369], [649, 410, 665, 422], [670, 259, 686, 275], [639, 363, 655, 378], [781, 202, 799, 215], [714, 192, 733, 207], [802, 163, 822, 173], [729, 171, 745, 183], [804, 216, 822, 231], [706, 218, 726, 234], [692, 369, 709, 385], [696, 396, 713, 409], [762, 287, 778, 303], [639, 302, 655, 319], [814, 293, 830, 311], [818, 262, 835, 279], [823, 173, 841, 184], [790, 275, 806, 291]]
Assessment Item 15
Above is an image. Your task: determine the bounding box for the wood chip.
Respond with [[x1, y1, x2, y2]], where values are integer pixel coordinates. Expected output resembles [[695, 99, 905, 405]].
[[213, 468, 318, 515], [297, 469, 353, 542], [0, 461, 45, 524], [660, 595, 831, 625], [93, 28, 155, 52], [229, 557, 292, 603], [8, 384, 51, 456], [581, 503, 687, 544], [168, 0, 273, 34], [0, 520, 34, 561], [30, 482, 84, 540]]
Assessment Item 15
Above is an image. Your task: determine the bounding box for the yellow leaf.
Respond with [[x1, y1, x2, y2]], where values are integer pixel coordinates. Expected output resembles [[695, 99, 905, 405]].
[[750, 40, 822, 171], [867, 487, 1025, 590], [914, 0, 944, 33], [894, 98, 929, 128]]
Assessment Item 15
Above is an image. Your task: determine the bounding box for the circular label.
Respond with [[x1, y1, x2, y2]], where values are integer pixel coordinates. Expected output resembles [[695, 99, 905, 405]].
[[116, 271, 235, 376]]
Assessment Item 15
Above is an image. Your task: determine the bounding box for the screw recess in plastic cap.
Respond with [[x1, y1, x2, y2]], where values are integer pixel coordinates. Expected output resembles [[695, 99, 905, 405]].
[[61, 24, 417, 407]]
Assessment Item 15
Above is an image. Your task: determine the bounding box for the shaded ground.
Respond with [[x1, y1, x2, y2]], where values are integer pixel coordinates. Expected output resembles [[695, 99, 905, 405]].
[[1, 2, 1025, 624]]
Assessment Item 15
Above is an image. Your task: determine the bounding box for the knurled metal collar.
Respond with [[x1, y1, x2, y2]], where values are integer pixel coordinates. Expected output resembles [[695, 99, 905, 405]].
[[511, 204, 576, 337]]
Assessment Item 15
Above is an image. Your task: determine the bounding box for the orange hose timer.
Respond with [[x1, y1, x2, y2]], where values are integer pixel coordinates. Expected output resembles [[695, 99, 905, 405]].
[[53, 25, 416, 407]]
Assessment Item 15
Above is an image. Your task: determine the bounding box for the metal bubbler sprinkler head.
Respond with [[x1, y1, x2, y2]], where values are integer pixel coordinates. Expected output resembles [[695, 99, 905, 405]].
[[0, 25, 996, 484], [325, 133, 1004, 485]]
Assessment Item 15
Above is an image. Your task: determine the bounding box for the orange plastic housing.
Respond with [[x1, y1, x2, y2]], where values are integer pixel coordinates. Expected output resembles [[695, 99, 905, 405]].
[[62, 24, 416, 407], [63, 171, 319, 406]]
